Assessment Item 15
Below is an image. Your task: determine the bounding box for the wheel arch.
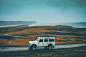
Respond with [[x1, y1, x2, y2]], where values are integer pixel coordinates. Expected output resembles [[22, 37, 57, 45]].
[[48, 44, 54, 48], [31, 44, 37, 47], [48, 44, 53, 46]]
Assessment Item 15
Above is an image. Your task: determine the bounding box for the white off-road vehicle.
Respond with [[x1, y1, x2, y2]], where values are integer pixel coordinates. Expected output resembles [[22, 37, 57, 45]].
[[28, 36, 55, 50]]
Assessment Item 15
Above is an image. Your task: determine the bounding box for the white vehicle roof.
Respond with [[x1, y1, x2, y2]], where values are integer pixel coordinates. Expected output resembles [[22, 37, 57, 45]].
[[37, 36, 55, 39]]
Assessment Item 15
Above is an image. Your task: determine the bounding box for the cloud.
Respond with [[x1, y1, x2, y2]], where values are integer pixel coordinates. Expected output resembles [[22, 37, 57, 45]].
[[0, 0, 86, 12], [0, 0, 86, 22], [1, 0, 86, 7]]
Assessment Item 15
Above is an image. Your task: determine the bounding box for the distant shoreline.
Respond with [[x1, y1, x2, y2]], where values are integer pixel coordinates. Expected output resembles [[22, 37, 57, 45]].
[[0, 22, 86, 28], [0, 21, 37, 26], [0, 24, 30, 28]]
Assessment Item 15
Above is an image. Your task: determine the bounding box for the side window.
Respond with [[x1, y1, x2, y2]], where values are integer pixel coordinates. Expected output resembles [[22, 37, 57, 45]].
[[49, 39, 54, 42], [44, 39, 48, 42], [39, 39, 43, 42]]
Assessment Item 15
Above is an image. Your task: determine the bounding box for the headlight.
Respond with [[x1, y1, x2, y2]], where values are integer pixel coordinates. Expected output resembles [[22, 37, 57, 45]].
[[28, 43, 31, 47]]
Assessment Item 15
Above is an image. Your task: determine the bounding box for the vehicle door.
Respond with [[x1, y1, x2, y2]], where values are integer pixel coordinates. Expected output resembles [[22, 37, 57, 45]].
[[38, 39, 44, 46], [49, 39, 55, 45], [44, 39, 48, 46]]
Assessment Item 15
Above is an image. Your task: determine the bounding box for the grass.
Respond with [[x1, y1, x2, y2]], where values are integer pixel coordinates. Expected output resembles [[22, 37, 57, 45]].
[[0, 26, 86, 46], [0, 35, 85, 46]]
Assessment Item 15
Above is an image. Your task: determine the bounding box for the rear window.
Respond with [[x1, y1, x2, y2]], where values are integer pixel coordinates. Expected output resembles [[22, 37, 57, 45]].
[[49, 39, 54, 42], [44, 39, 48, 42]]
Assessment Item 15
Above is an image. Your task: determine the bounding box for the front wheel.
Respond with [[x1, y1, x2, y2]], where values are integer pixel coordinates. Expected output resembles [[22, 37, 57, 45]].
[[31, 46, 36, 50]]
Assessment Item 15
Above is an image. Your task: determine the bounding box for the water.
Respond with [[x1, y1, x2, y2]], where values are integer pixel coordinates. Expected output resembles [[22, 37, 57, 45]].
[[0, 22, 86, 28], [0, 24, 29, 28]]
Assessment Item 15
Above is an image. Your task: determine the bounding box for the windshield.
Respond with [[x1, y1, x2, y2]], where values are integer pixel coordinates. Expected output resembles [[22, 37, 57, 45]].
[[35, 38, 39, 41]]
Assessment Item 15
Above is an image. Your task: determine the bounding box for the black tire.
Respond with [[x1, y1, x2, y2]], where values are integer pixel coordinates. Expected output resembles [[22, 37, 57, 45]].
[[48, 45, 52, 49], [31, 46, 36, 50]]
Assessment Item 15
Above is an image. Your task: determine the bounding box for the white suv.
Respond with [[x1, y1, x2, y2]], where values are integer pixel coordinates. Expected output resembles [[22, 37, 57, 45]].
[[28, 36, 55, 50]]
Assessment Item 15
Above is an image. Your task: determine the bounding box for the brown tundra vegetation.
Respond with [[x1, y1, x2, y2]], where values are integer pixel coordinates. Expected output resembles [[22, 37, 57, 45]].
[[0, 25, 86, 46]]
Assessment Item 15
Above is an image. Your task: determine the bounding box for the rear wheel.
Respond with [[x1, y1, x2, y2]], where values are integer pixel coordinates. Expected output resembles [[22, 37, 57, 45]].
[[48, 45, 53, 49]]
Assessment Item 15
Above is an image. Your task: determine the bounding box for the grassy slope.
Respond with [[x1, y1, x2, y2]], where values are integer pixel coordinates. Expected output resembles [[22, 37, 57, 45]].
[[0, 26, 86, 46]]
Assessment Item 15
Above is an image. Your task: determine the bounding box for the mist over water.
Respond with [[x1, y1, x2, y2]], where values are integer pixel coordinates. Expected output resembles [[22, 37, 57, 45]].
[[29, 22, 86, 28]]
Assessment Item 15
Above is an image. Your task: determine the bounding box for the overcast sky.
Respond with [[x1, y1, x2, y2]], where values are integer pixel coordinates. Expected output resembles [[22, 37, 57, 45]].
[[0, 0, 86, 23]]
